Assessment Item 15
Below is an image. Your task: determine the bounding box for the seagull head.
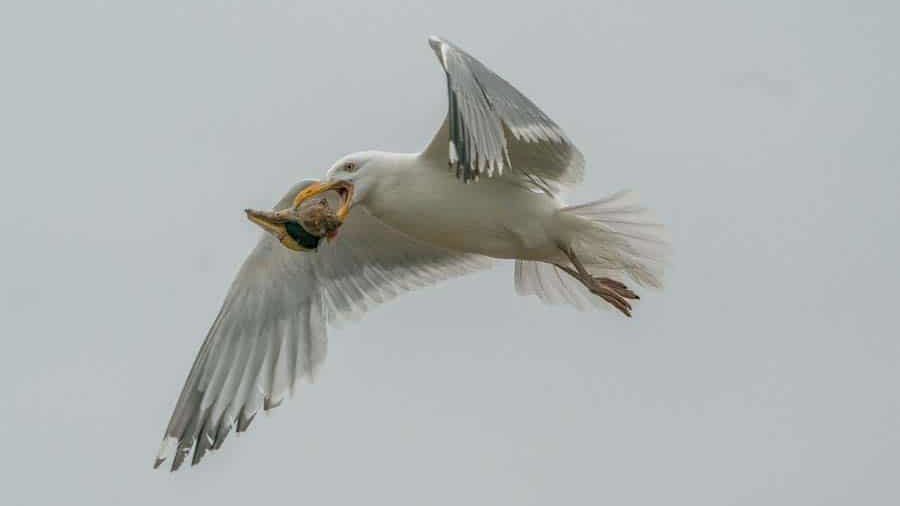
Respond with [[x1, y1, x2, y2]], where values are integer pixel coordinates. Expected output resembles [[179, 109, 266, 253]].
[[322, 150, 387, 201], [290, 150, 392, 211], [287, 151, 387, 209]]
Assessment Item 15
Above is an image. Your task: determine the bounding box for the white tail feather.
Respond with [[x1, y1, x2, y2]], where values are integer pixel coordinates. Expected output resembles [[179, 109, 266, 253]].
[[563, 190, 668, 288], [515, 191, 668, 310]]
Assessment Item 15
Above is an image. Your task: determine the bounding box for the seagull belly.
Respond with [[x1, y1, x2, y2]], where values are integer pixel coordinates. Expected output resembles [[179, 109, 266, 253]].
[[366, 172, 561, 260]]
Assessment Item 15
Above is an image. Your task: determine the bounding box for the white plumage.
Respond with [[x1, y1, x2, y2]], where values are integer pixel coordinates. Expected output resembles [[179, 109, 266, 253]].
[[155, 36, 667, 471]]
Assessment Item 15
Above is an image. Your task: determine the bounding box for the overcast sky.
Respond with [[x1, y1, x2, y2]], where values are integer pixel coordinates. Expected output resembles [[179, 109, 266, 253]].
[[1, 1, 898, 504]]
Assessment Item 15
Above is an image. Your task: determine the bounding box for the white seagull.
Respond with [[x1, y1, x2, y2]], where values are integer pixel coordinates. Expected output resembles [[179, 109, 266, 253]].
[[155, 36, 667, 471]]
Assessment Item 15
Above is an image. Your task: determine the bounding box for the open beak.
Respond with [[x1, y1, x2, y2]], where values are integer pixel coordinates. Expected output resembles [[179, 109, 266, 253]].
[[244, 180, 355, 252], [291, 180, 355, 220]]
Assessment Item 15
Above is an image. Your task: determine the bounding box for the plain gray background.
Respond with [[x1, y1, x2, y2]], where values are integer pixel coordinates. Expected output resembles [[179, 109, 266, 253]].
[[1, 1, 898, 504]]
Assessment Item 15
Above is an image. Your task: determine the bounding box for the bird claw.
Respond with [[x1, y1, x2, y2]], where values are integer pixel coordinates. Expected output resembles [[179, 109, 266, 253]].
[[588, 277, 639, 317]]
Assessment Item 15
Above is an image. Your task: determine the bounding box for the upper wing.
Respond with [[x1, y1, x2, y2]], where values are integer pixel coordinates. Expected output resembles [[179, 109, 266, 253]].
[[422, 36, 585, 192], [154, 181, 491, 471]]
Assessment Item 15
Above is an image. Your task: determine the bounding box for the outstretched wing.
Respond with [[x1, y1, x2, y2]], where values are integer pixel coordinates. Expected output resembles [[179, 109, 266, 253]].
[[422, 36, 584, 192], [154, 181, 491, 471]]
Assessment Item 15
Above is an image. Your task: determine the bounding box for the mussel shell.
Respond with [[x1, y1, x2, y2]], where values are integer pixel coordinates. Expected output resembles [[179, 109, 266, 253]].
[[284, 221, 322, 250]]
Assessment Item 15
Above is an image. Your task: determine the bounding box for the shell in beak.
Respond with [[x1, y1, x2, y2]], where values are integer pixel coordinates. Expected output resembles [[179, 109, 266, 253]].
[[245, 180, 354, 251]]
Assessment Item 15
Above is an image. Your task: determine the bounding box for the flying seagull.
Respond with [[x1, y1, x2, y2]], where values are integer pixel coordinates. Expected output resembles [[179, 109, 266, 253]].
[[154, 36, 667, 471]]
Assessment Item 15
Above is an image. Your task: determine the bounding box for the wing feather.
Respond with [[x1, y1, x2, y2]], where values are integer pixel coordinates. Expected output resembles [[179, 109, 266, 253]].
[[154, 181, 491, 471], [423, 36, 584, 189]]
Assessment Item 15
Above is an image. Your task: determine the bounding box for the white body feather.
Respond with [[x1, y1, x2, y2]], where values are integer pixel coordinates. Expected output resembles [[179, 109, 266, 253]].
[[361, 153, 564, 261]]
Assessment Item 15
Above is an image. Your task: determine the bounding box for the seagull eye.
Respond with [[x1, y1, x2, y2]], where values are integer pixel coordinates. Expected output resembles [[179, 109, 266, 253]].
[[344, 162, 357, 172]]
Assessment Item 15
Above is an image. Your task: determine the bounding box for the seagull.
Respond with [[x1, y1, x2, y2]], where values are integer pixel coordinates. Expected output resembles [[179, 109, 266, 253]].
[[154, 36, 667, 471]]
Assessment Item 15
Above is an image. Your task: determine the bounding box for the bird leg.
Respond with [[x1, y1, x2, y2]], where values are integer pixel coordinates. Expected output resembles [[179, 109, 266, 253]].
[[555, 248, 639, 317]]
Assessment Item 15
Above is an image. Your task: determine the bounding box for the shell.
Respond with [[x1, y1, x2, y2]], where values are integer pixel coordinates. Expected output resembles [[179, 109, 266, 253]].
[[298, 198, 343, 237]]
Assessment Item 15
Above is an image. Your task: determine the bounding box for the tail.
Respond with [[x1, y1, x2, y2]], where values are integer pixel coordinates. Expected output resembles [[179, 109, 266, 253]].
[[515, 190, 668, 310]]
